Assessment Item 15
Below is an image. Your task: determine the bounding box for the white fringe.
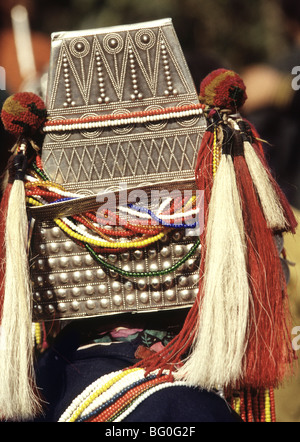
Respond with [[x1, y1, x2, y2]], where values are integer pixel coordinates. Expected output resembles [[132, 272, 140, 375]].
[[243, 141, 287, 230], [175, 154, 250, 389], [0, 179, 40, 420]]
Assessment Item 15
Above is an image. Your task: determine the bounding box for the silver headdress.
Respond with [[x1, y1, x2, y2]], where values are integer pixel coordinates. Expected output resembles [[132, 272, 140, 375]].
[[29, 18, 206, 322]]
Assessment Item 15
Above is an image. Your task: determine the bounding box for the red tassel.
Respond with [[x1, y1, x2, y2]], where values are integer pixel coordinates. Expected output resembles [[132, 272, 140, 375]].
[[243, 119, 297, 233], [195, 127, 215, 218], [233, 152, 294, 388], [133, 125, 217, 375]]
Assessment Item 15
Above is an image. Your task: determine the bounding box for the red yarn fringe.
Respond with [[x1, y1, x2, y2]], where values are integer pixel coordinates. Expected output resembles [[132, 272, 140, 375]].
[[245, 120, 297, 233], [133, 131, 216, 375], [233, 155, 294, 388]]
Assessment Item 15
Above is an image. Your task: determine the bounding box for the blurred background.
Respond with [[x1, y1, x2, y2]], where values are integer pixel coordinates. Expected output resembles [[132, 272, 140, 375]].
[[0, 0, 300, 422]]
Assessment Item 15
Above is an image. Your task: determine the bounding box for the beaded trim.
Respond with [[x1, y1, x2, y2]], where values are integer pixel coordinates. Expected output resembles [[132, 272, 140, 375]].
[[58, 367, 189, 422], [43, 104, 205, 133], [228, 387, 276, 422]]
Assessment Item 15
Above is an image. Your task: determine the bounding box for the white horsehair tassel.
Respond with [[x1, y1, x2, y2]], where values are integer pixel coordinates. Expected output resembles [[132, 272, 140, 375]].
[[175, 153, 250, 389], [0, 146, 41, 420]]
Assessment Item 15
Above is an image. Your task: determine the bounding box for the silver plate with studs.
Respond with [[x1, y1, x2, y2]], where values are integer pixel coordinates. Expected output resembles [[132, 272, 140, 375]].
[[31, 220, 200, 321]]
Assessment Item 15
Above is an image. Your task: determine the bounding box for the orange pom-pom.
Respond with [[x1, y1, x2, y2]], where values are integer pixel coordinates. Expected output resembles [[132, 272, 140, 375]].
[[1, 92, 46, 138], [199, 68, 247, 112]]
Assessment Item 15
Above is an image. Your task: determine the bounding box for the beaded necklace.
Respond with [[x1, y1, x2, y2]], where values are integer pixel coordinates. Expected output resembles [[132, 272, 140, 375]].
[[43, 103, 205, 133], [58, 367, 190, 422], [26, 157, 200, 277]]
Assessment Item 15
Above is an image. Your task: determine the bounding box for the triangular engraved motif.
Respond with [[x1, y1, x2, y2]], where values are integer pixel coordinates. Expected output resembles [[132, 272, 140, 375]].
[[94, 35, 127, 102]]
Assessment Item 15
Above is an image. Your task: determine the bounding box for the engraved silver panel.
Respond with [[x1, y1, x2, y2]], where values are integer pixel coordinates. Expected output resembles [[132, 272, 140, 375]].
[[41, 18, 206, 195]]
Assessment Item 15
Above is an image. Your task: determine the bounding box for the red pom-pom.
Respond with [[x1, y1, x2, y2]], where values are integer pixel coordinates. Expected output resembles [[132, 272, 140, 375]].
[[1, 92, 47, 137], [199, 68, 247, 112]]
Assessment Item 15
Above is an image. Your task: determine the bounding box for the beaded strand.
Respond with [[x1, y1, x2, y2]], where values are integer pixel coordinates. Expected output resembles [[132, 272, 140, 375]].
[[85, 239, 200, 278], [43, 103, 205, 133], [59, 368, 142, 422], [229, 388, 276, 422]]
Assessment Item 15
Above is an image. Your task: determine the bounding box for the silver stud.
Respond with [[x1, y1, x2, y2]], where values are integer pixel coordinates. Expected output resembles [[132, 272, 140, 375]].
[[72, 256, 82, 267], [85, 255, 94, 266], [98, 284, 108, 294], [109, 270, 119, 279], [73, 271, 82, 283], [148, 249, 157, 259], [71, 301, 80, 311], [96, 268, 106, 280], [85, 285, 95, 295], [125, 294, 135, 305], [100, 298, 109, 309], [135, 263, 145, 272], [33, 292, 41, 302], [85, 270, 94, 281], [180, 290, 192, 301], [86, 300, 95, 310], [152, 292, 162, 303], [174, 245, 184, 257], [186, 259, 197, 272], [34, 304, 43, 316], [72, 287, 81, 297], [46, 304, 55, 315], [39, 244, 47, 255], [57, 289, 66, 299], [191, 273, 199, 285], [48, 258, 57, 270], [178, 276, 188, 287], [160, 246, 170, 258], [122, 264, 131, 272], [139, 292, 149, 304], [150, 277, 161, 290], [134, 250, 143, 260], [37, 259, 45, 270], [60, 273, 69, 284], [49, 243, 60, 254], [48, 274, 56, 285], [173, 231, 182, 241], [124, 281, 134, 291], [149, 262, 158, 272], [52, 226, 61, 238], [112, 281, 121, 293], [166, 289, 176, 301], [108, 254, 118, 263], [121, 252, 130, 262], [112, 295, 123, 306], [137, 279, 147, 290], [57, 302, 67, 313], [59, 257, 69, 268], [163, 275, 174, 289]]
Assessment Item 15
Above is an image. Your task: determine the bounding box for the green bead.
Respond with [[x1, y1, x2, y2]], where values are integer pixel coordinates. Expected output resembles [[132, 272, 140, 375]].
[[85, 239, 200, 278]]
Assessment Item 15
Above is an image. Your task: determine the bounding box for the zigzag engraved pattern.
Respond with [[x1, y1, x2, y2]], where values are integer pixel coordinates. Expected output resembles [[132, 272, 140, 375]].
[[42, 130, 202, 191]]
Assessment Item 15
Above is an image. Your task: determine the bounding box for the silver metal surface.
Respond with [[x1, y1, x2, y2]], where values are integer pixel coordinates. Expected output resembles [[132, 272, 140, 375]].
[[30, 19, 205, 321]]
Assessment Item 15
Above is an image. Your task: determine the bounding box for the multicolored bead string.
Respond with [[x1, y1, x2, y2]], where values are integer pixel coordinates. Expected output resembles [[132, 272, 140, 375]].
[[228, 387, 276, 422], [43, 103, 205, 133], [25, 157, 200, 276], [58, 367, 190, 423]]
